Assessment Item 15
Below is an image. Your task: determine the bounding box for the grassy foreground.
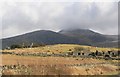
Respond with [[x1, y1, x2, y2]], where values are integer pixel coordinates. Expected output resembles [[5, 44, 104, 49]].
[[1, 44, 119, 75]]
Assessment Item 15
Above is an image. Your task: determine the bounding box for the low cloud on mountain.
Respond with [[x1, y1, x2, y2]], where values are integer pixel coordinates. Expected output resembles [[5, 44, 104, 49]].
[[1, 0, 118, 38]]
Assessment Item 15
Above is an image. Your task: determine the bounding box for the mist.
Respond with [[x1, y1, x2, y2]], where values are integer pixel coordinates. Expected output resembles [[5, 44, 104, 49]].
[[1, 1, 118, 38]]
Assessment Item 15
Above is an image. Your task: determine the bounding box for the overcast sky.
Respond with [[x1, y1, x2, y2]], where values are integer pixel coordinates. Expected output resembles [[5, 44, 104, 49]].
[[1, 0, 119, 38]]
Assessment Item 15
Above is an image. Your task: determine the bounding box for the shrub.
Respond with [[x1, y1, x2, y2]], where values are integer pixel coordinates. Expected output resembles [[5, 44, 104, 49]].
[[68, 49, 72, 51], [10, 44, 22, 49], [31, 43, 46, 48], [89, 52, 96, 57], [74, 47, 84, 51]]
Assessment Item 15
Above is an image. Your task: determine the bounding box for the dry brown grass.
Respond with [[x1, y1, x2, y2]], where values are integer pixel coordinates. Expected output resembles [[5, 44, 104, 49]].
[[1, 44, 119, 75], [2, 44, 118, 54], [2, 54, 106, 65], [1, 54, 119, 75]]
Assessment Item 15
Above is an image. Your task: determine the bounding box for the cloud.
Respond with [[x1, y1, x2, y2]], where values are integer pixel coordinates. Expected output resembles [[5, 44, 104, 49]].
[[56, 2, 118, 34], [1, 1, 118, 38]]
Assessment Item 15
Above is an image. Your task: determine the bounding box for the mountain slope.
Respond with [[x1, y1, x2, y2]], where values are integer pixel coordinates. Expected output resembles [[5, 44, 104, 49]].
[[104, 35, 118, 41], [2, 30, 81, 49], [59, 29, 114, 43], [2, 29, 118, 49]]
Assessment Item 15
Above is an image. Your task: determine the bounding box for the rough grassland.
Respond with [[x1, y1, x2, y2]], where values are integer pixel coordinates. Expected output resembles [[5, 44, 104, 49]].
[[2, 44, 118, 54], [1, 44, 119, 75]]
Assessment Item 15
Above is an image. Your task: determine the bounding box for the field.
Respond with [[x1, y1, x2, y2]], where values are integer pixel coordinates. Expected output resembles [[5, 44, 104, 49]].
[[1, 44, 120, 75]]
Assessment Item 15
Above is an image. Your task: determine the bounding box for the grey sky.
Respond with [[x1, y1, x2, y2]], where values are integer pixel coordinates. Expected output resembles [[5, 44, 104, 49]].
[[1, 0, 118, 38]]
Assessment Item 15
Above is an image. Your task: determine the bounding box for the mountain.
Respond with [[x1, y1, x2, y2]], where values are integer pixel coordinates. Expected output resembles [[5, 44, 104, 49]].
[[59, 29, 118, 47], [2, 29, 118, 49], [95, 35, 118, 48], [59, 29, 114, 42], [104, 35, 118, 41], [95, 40, 118, 48], [2, 30, 80, 49]]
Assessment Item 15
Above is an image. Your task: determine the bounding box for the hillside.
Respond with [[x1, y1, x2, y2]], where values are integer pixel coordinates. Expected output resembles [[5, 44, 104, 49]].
[[59, 29, 115, 43], [59, 29, 118, 47], [2, 29, 118, 49], [2, 30, 80, 49], [105, 35, 118, 41], [2, 44, 118, 54], [1, 44, 119, 75]]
